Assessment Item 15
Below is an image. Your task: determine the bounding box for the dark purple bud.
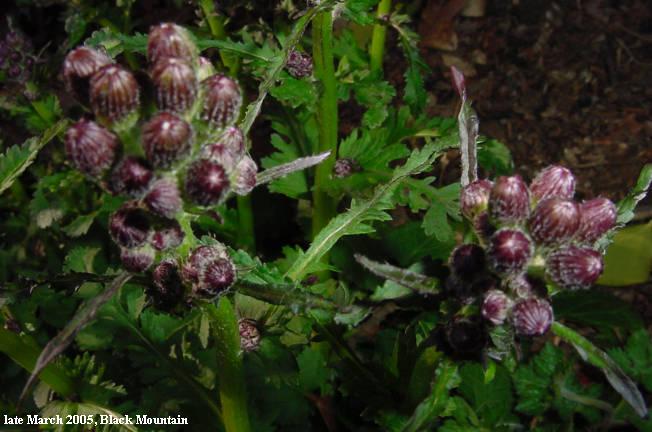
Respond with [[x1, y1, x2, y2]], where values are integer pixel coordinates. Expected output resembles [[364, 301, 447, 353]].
[[230, 156, 257, 196], [110, 157, 153, 197], [181, 244, 236, 298], [530, 165, 575, 202], [286, 50, 313, 78], [10, 51, 22, 62], [147, 23, 197, 65], [7, 65, 21, 78], [90, 64, 140, 123], [481, 289, 513, 325], [449, 243, 486, 280], [144, 178, 182, 218], [151, 221, 184, 251], [239, 318, 261, 352], [65, 119, 119, 177], [142, 112, 193, 168], [201, 74, 242, 130], [151, 260, 184, 310], [460, 179, 493, 221], [512, 297, 553, 336], [201, 126, 245, 171], [151, 57, 198, 114], [181, 244, 229, 285], [185, 159, 229, 205], [473, 212, 496, 242], [120, 245, 155, 272], [488, 175, 531, 224], [62, 46, 112, 102], [333, 158, 360, 178], [546, 245, 603, 290], [487, 228, 533, 276], [528, 198, 580, 245], [576, 198, 617, 244], [109, 206, 150, 248]]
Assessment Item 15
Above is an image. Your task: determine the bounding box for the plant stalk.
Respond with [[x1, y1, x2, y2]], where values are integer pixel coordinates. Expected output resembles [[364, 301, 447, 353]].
[[369, 0, 392, 74]]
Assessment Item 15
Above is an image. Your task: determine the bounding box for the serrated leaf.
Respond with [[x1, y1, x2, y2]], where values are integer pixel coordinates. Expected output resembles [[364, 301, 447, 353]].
[[297, 347, 330, 393], [342, 0, 381, 24], [63, 247, 100, 274], [459, 363, 513, 426], [609, 329, 652, 393], [62, 213, 96, 237], [269, 76, 317, 109], [260, 134, 309, 198]]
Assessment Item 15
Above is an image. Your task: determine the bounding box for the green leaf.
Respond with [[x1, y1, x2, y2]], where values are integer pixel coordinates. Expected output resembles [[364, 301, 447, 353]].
[[269, 76, 317, 109], [553, 290, 643, 331], [616, 164, 652, 226], [513, 343, 564, 415], [297, 347, 331, 393], [599, 221, 652, 286], [260, 134, 308, 198], [62, 214, 97, 238], [63, 247, 100, 274], [459, 363, 513, 426], [477, 138, 513, 175], [609, 329, 652, 393], [342, 0, 381, 24], [355, 254, 439, 295]]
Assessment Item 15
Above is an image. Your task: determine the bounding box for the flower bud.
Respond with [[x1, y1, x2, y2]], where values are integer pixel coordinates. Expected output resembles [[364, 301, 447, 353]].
[[89, 64, 140, 123], [481, 289, 513, 325], [473, 212, 496, 243], [512, 297, 553, 336], [151, 221, 184, 251], [239, 318, 261, 352], [151, 260, 184, 310], [546, 245, 603, 290], [109, 206, 151, 248], [528, 198, 580, 245], [142, 112, 192, 168], [144, 178, 182, 218], [110, 157, 153, 197], [65, 119, 119, 177], [201, 74, 242, 130], [147, 23, 197, 65], [230, 156, 257, 196], [185, 159, 229, 205], [62, 46, 112, 102], [508, 274, 535, 298], [197, 56, 216, 81], [576, 198, 617, 244], [487, 228, 533, 276], [488, 175, 530, 224], [333, 158, 360, 178], [449, 244, 486, 280], [182, 245, 236, 298], [181, 244, 229, 284], [460, 179, 493, 221], [201, 126, 245, 171], [530, 165, 575, 202], [286, 50, 313, 78], [150, 57, 198, 113], [120, 245, 155, 272]]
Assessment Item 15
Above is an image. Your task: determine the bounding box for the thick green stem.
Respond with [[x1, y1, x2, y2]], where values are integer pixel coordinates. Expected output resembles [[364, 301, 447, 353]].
[[206, 299, 250, 432], [199, 0, 239, 75], [237, 195, 256, 252], [311, 11, 338, 242], [369, 0, 392, 74]]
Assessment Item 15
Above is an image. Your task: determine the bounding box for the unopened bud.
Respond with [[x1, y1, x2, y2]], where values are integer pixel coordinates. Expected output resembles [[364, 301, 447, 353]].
[[201, 74, 242, 130], [89, 64, 140, 123], [530, 165, 575, 202], [185, 159, 229, 205], [512, 297, 553, 336], [151, 57, 198, 114], [576, 198, 617, 244], [65, 119, 119, 177], [546, 245, 603, 290], [487, 228, 533, 276], [488, 176, 530, 224], [142, 112, 193, 168], [528, 198, 580, 245]]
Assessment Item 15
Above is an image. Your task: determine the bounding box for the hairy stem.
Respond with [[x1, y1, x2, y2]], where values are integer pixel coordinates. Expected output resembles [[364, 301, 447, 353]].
[[369, 0, 392, 74], [237, 195, 256, 252], [199, 0, 239, 75]]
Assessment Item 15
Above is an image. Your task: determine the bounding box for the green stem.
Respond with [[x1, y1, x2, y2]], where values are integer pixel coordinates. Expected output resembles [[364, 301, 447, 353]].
[[311, 11, 338, 242], [369, 0, 392, 75], [198, 0, 239, 75], [237, 195, 256, 252], [205, 299, 250, 432]]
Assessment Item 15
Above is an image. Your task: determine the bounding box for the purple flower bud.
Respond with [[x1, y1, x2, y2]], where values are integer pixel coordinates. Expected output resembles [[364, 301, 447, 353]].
[[150, 57, 198, 114], [142, 112, 193, 168], [488, 175, 530, 224], [512, 297, 553, 336], [546, 245, 603, 290], [120, 245, 155, 272], [449, 244, 486, 280], [460, 179, 493, 221], [151, 221, 184, 251], [530, 165, 576, 202], [109, 206, 151, 248], [528, 198, 580, 245], [508, 274, 535, 298], [147, 23, 197, 65], [89, 64, 140, 123], [201, 126, 245, 171], [110, 157, 153, 197], [185, 159, 229, 205], [182, 244, 236, 298], [286, 50, 313, 78], [239, 318, 261, 352], [481, 289, 513, 325], [230, 156, 257, 196], [144, 178, 182, 218], [62, 47, 112, 103], [201, 74, 242, 130], [576, 198, 617, 244], [8, 65, 21, 79], [181, 244, 229, 285], [333, 158, 360, 178], [65, 119, 119, 177], [487, 228, 533, 276], [473, 212, 496, 242], [151, 260, 184, 310]]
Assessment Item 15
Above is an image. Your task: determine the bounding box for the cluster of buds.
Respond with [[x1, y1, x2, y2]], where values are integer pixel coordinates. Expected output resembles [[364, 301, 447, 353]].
[[0, 28, 35, 84], [454, 165, 616, 336], [62, 23, 260, 307]]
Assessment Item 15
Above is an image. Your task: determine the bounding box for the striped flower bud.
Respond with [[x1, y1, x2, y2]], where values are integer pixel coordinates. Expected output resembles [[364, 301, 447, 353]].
[[151, 57, 197, 113], [460, 179, 493, 221], [109, 206, 150, 248], [144, 178, 182, 218], [120, 244, 155, 272], [151, 221, 184, 251], [201, 74, 242, 130], [239, 318, 261, 352], [110, 157, 153, 197], [488, 175, 530, 224], [481, 289, 513, 325], [62, 46, 112, 103], [147, 23, 197, 65], [530, 165, 575, 202], [201, 126, 245, 172], [230, 156, 257, 196], [487, 228, 533, 276], [528, 198, 580, 245], [65, 119, 119, 177], [185, 159, 229, 205], [449, 244, 486, 281], [546, 245, 603, 290], [576, 198, 617, 244], [333, 158, 360, 178], [89, 64, 140, 123], [182, 245, 236, 299], [142, 112, 192, 168], [512, 297, 553, 336], [286, 50, 313, 78], [151, 260, 184, 310]]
